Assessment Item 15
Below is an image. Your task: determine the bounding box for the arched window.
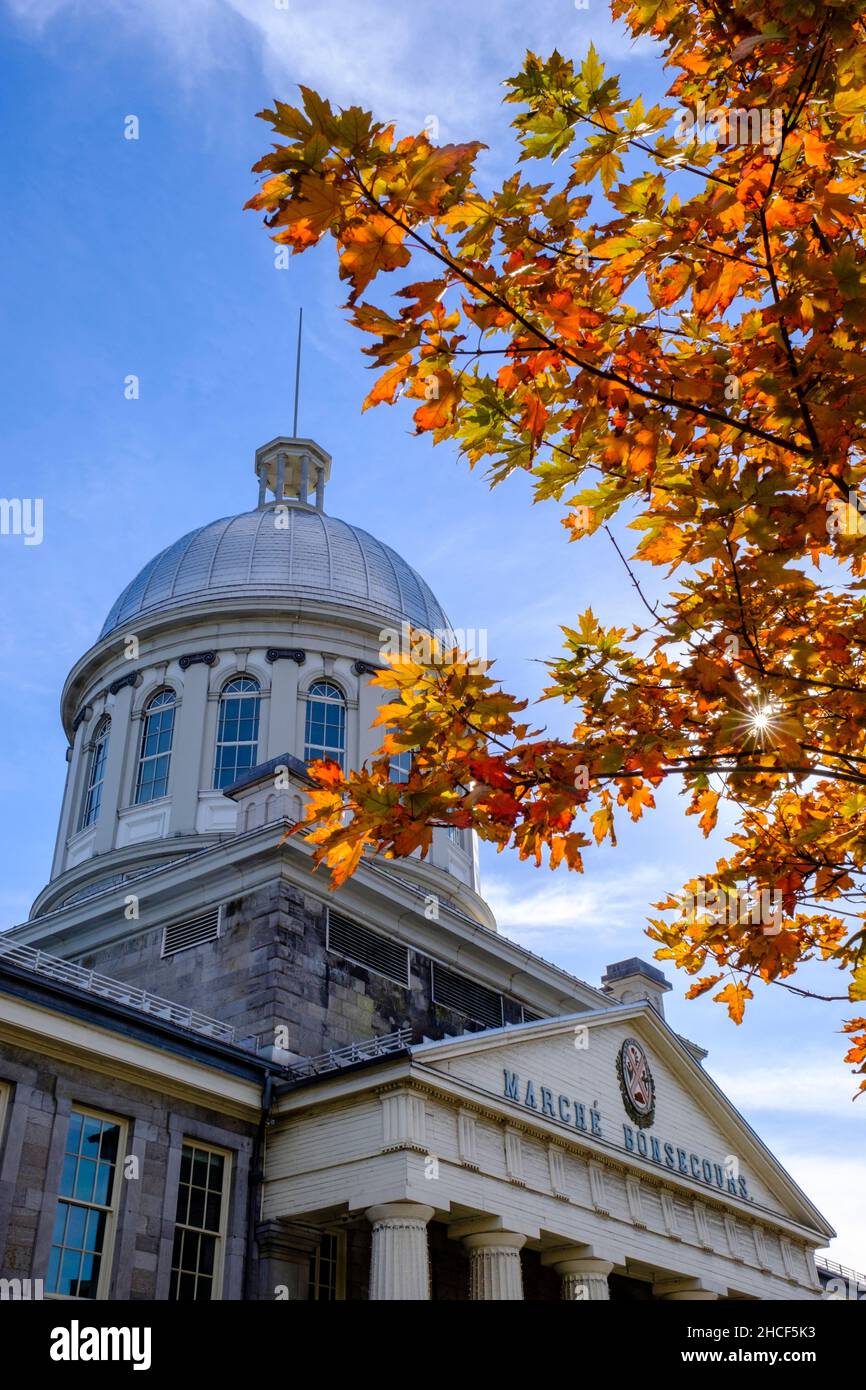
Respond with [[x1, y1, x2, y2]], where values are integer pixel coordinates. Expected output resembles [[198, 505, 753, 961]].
[[213, 677, 261, 789], [78, 716, 111, 830], [389, 748, 413, 783], [304, 681, 346, 767], [134, 689, 176, 804]]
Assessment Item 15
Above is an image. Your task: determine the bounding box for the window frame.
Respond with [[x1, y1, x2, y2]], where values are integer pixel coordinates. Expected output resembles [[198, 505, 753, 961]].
[[78, 715, 111, 831], [45, 1104, 127, 1301], [168, 1139, 232, 1302], [134, 687, 177, 805], [388, 747, 413, 784], [309, 1228, 346, 1301], [212, 676, 262, 790], [303, 679, 347, 769]]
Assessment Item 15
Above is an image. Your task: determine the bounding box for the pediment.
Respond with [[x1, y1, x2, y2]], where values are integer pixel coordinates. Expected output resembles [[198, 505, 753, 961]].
[[409, 1003, 832, 1239]]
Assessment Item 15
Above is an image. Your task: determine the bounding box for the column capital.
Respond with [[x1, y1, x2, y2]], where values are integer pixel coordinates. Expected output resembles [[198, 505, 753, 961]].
[[462, 1230, 526, 1300], [366, 1203, 435, 1227], [541, 1249, 613, 1301], [655, 1277, 721, 1301], [462, 1231, 527, 1253]]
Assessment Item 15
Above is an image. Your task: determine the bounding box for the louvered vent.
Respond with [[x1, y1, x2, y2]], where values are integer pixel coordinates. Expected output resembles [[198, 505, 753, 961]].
[[161, 907, 221, 958], [326, 910, 409, 987], [521, 1007, 543, 1024], [431, 962, 503, 1029]]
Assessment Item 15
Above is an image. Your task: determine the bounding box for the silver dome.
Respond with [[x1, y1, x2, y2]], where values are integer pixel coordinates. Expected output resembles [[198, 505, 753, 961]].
[[99, 505, 450, 639]]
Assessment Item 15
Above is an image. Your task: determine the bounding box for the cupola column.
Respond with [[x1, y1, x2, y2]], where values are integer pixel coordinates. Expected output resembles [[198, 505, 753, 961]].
[[266, 657, 302, 761], [366, 1203, 434, 1300], [169, 661, 212, 834], [52, 712, 92, 874], [93, 679, 137, 854]]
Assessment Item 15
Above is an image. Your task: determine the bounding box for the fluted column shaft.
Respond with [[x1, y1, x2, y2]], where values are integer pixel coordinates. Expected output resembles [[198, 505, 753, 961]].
[[541, 1248, 613, 1301], [464, 1232, 526, 1300], [367, 1203, 434, 1301], [562, 1264, 613, 1301]]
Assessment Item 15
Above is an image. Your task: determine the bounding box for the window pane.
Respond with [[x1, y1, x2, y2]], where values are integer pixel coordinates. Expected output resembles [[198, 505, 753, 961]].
[[213, 680, 260, 790], [136, 692, 175, 804], [169, 1144, 228, 1302]]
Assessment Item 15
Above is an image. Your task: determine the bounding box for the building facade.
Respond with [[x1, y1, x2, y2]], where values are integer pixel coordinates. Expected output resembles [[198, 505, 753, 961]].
[[0, 436, 834, 1300]]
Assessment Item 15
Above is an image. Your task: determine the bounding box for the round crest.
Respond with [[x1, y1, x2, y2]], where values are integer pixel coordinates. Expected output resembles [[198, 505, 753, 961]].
[[617, 1037, 656, 1128]]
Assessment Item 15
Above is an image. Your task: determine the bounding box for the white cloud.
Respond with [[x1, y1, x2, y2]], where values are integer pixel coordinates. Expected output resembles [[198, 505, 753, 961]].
[[5, 0, 654, 135], [484, 863, 673, 947], [776, 1154, 866, 1275], [710, 1062, 864, 1122]]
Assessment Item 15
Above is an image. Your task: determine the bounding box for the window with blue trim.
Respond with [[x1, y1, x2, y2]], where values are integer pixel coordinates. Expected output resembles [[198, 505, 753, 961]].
[[389, 748, 413, 783], [213, 677, 260, 789], [78, 716, 111, 829], [46, 1108, 123, 1299], [134, 688, 176, 804], [304, 681, 346, 768]]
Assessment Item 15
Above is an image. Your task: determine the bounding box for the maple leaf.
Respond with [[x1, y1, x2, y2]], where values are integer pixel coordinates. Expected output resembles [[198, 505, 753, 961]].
[[249, 23, 866, 1084], [339, 216, 411, 299], [713, 982, 754, 1024]]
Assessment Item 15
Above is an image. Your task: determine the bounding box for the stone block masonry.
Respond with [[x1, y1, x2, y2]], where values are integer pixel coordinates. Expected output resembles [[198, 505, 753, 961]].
[[74, 877, 508, 1058]]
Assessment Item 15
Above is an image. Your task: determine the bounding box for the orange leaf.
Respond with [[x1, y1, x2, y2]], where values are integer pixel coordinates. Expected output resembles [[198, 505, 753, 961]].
[[713, 981, 753, 1024], [340, 216, 411, 299]]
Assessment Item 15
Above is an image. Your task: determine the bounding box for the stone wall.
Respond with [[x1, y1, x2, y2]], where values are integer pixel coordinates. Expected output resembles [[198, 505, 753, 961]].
[[74, 878, 526, 1059], [0, 1042, 255, 1299]]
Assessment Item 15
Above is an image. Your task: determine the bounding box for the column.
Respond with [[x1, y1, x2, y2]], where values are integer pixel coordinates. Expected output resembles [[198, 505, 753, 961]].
[[356, 669, 382, 766], [51, 713, 90, 874], [93, 680, 136, 854], [542, 1248, 613, 1301], [169, 660, 211, 833], [266, 658, 302, 759], [655, 1278, 720, 1301], [463, 1232, 526, 1300], [367, 1203, 434, 1301]]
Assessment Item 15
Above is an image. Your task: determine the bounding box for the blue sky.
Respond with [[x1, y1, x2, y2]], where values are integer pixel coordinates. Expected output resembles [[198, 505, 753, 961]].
[[0, 0, 862, 1268]]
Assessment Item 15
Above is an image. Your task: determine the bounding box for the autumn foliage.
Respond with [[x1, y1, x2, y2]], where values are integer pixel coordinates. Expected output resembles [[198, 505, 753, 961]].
[[248, 0, 866, 1089]]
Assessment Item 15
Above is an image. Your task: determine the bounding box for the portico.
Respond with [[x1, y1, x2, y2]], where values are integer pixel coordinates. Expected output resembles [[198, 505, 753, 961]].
[[260, 1003, 832, 1300]]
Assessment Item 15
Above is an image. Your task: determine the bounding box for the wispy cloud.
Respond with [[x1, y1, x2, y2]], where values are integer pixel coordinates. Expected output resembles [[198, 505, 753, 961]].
[[5, 0, 655, 136], [776, 1154, 866, 1272], [710, 1061, 863, 1121], [485, 863, 675, 948]]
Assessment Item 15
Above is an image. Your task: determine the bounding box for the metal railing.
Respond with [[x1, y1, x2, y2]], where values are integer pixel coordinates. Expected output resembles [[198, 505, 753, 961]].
[[0, 937, 234, 1044], [285, 1026, 413, 1081], [816, 1256, 866, 1287]]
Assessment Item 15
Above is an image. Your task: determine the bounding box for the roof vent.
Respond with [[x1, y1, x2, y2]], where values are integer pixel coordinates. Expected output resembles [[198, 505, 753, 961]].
[[326, 909, 409, 988], [431, 962, 503, 1029], [161, 907, 221, 958]]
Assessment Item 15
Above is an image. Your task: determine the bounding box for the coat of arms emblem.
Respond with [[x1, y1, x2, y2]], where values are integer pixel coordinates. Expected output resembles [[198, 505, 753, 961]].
[[617, 1037, 655, 1128]]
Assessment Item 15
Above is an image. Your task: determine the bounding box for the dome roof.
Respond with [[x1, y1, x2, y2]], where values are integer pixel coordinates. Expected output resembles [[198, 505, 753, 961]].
[[99, 505, 450, 639]]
